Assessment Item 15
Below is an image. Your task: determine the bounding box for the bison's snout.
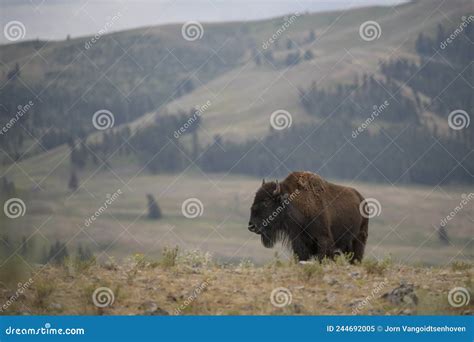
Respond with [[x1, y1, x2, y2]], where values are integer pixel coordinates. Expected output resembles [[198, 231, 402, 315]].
[[248, 221, 259, 234]]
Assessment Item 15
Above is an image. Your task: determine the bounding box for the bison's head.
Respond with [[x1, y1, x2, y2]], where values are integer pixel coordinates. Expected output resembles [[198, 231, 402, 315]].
[[248, 179, 289, 248]]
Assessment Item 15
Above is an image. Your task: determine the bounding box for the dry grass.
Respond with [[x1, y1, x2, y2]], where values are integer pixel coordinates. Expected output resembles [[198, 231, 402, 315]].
[[1, 252, 472, 316], [362, 257, 392, 275]]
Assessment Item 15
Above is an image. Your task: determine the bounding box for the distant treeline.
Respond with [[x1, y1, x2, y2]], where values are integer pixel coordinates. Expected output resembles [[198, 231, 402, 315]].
[[82, 108, 471, 185], [202, 121, 471, 184]]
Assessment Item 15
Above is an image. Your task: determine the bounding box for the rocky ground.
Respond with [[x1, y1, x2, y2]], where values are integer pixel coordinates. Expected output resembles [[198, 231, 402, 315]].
[[1, 251, 473, 315]]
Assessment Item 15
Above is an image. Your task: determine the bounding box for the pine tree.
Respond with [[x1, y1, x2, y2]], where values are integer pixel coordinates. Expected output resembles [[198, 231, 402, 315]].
[[304, 50, 314, 60], [438, 226, 449, 246], [7, 63, 20, 81], [48, 240, 69, 264], [77, 244, 93, 261], [68, 169, 79, 191], [254, 53, 261, 65], [286, 39, 294, 50], [147, 194, 162, 219]]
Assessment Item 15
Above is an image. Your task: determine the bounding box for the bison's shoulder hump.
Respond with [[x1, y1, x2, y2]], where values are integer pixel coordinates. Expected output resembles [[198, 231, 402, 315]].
[[284, 171, 326, 194]]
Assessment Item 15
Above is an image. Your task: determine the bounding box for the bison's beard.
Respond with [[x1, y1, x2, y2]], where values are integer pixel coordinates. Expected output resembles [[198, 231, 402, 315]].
[[260, 228, 289, 249], [261, 233, 276, 248]]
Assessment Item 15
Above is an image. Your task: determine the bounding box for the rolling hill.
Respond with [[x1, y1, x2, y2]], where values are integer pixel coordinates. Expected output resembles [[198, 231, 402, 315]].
[[1, 0, 471, 156]]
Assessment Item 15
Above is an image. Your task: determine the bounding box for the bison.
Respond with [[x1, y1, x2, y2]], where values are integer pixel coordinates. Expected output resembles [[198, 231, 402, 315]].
[[248, 171, 368, 263]]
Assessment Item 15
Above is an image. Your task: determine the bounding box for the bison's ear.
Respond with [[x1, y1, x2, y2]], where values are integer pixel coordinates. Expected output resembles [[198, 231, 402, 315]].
[[273, 180, 281, 196], [262, 178, 266, 186]]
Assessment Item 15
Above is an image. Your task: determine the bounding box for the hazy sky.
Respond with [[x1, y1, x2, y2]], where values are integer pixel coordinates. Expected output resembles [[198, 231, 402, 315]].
[[1, 0, 407, 43]]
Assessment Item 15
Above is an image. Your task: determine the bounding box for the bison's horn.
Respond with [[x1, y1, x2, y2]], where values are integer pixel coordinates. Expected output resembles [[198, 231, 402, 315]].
[[262, 178, 266, 186], [273, 180, 281, 195]]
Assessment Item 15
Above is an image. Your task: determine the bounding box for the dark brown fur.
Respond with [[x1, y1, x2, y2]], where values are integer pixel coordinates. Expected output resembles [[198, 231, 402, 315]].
[[248, 171, 368, 262]]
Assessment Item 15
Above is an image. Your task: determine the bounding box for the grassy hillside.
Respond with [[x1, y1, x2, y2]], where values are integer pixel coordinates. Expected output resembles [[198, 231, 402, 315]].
[[132, 0, 471, 142], [1, 252, 472, 315]]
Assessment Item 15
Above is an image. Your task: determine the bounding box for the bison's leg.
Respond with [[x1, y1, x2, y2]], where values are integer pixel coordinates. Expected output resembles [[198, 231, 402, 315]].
[[304, 216, 335, 261], [316, 234, 334, 261], [291, 238, 313, 261], [340, 239, 353, 256], [352, 217, 369, 263]]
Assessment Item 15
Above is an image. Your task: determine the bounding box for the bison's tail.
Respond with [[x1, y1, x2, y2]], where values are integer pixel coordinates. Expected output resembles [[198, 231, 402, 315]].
[[352, 215, 368, 263]]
